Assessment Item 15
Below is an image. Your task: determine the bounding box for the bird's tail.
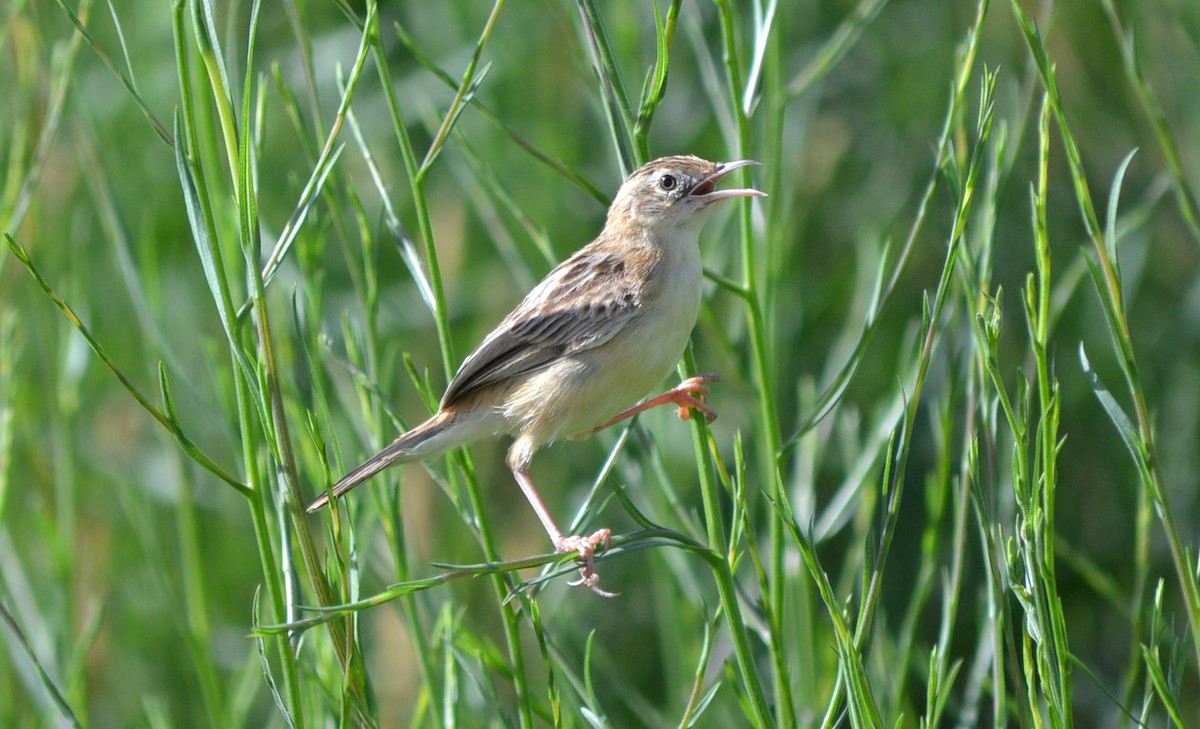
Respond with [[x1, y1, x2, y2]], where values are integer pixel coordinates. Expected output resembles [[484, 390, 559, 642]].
[[307, 411, 476, 512]]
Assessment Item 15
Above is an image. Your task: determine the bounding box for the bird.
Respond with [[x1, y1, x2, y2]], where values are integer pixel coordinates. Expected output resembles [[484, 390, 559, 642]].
[[309, 155, 765, 595]]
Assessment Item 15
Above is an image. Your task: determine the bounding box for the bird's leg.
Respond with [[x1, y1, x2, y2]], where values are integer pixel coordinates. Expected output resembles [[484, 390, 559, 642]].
[[590, 374, 720, 434], [510, 463, 616, 598]]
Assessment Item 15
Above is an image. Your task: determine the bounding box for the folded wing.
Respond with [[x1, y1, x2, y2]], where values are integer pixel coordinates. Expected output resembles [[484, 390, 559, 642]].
[[441, 250, 644, 407]]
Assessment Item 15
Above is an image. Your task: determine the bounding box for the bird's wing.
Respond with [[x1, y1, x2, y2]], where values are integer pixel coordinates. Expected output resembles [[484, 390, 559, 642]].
[[441, 250, 645, 407]]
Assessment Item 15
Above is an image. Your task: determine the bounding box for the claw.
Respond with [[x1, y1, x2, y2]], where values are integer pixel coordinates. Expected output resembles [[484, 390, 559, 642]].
[[670, 375, 719, 423], [556, 529, 618, 598]]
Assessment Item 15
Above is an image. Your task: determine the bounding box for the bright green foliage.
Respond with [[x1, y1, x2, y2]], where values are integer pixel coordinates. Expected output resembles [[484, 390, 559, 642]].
[[2, 0, 1199, 726]]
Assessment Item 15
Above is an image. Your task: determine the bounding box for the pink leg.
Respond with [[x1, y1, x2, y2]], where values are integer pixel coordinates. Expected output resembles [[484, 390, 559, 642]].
[[512, 466, 617, 598], [590, 374, 720, 434]]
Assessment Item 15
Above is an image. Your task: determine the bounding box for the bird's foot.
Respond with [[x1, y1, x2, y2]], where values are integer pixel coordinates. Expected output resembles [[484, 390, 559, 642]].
[[667, 374, 719, 423], [556, 529, 618, 598]]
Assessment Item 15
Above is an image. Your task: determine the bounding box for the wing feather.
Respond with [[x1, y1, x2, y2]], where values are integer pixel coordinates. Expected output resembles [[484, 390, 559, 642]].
[[441, 250, 644, 407]]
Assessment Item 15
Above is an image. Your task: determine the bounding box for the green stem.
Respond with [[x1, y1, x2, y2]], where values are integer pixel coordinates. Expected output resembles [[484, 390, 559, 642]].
[[576, 0, 636, 170], [1030, 95, 1071, 725], [712, 3, 791, 724], [630, 0, 682, 161], [1012, 0, 1200, 676], [682, 347, 772, 727], [172, 2, 304, 719], [174, 464, 226, 728], [371, 8, 533, 724]]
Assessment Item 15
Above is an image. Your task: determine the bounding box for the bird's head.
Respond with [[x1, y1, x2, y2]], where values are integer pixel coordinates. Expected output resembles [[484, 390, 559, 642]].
[[608, 155, 765, 232]]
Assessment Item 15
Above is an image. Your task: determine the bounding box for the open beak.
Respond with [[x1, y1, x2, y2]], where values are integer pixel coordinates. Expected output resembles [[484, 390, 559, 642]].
[[689, 159, 767, 202]]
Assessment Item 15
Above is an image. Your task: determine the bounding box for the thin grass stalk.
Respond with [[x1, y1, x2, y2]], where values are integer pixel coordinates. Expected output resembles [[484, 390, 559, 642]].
[[369, 5, 535, 724], [172, 1, 307, 720], [675, 351, 770, 727], [264, 68, 363, 316], [391, 20, 606, 204], [895, 400, 952, 722], [189, 146, 307, 722], [16, 332, 70, 711], [815, 50, 995, 729], [710, 3, 792, 725], [48, 0, 171, 146], [575, 0, 636, 172], [973, 274, 1032, 723], [630, 0, 682, 162], [6, 0, 89, 238], [417, 0, 505, 177], [1011, 0, 1200, 677], [935, 103, 1009, 727], [1026, 94, 1072, 726], [337, 89, 448, 728], [784, 0, 887, 99], [677, 614, 719, 727], [280, 0, 324, 134], [174, 461, 227, 728], [971, 98, 1072, 727], [189, 0, 239, 196], [231, 6, 377, 718], [598, 20, 767, 717], [2, 234, 246, 493], [850, 3, 993, 650], [249, 111, 381, 727], [526, 599, 565, 727], [757, 0, 828, 713], [1097, 0, 1200, 245], [950, 58, 1017, 729], [971, 465, 1010, 726], [46, 260, 82, 714], [0, 602, 85, 729], [774, 496, 883, 727], [1141, 582, 1189, 725], [254, 5, 375, 297], [785, 0, 991, 446], [1121, 482, 1153, 722], [371, 26, 450, 383], [0, 314, 12, 521]]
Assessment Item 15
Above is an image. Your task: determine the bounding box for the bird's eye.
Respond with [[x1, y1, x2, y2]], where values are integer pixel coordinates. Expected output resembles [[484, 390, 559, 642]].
[[658, 174, 677, 191]]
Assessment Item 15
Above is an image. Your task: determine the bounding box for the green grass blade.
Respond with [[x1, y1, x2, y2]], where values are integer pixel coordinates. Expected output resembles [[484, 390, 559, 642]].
[[0, 601, 84, 729]]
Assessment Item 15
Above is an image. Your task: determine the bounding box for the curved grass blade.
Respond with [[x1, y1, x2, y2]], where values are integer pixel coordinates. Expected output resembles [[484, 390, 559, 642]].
[[51, 0, 171, 144], [253, 1, 377, 299], [1078, 344, 1144, 476], [5, 234, 246, 493], [0, 600, 85, 729], [393, 20, 606, 203]]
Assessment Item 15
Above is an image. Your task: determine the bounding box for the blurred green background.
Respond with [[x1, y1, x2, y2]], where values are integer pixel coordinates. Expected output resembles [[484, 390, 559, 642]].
[[3, 0, 1200, 726]]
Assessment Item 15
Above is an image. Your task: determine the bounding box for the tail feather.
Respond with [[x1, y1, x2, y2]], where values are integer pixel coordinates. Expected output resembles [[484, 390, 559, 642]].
[[307, 413, 458, 512]]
